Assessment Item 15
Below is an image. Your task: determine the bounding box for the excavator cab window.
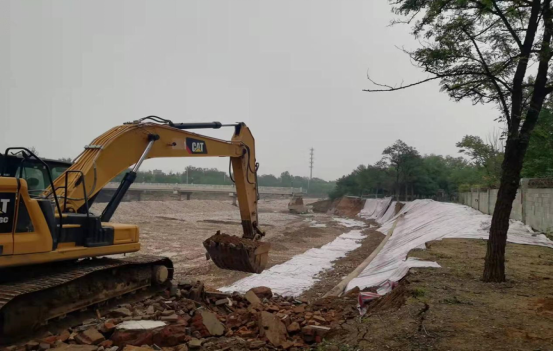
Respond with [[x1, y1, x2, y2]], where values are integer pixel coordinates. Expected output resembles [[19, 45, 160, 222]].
[[0, 153, 71, 199], [17, 166, 45, 195]]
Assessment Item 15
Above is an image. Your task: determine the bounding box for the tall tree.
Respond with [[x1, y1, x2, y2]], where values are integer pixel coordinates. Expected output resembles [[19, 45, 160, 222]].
[[381, 140, 420, 197], [456, 135, 504, 186], [367, 0, 553, 281]]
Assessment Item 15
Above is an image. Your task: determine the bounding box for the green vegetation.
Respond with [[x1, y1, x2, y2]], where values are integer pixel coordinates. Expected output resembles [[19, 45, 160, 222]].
[[411, 287, 426, 298], [330, 139, 483, 200], [330, 107, 553, 200], [111, 167, 335, 196], [523, 107, 553, 178]]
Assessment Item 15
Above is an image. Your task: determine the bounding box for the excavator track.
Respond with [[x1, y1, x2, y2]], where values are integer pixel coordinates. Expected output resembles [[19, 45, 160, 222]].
[[0, 255, 173, 339]]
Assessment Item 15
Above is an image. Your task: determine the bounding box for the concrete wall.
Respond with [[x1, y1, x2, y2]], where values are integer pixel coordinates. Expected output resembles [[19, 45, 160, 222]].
[[459, 180, 553, 234], [525, 188, 553, 232]]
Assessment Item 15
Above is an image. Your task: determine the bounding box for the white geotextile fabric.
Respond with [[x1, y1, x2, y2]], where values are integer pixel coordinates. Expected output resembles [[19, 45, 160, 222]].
[[358, 197, 393, 220], [378, 201, 398, 224], [332, 217, 366, 228], [220, 228, 367, 296], [348, 199, 553, 293]]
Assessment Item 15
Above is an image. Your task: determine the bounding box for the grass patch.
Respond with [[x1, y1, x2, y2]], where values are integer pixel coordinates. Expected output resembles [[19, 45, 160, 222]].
[[441, 296, 463, 304], [411, 287, 426, 298]]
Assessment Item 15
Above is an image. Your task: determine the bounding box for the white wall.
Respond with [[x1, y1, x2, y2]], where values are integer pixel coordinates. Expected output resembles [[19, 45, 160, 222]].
[[459, 183, 553, 233]]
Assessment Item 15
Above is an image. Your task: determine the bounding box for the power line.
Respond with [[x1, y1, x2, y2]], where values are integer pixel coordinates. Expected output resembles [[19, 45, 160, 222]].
[[308, 148, 314, 192]]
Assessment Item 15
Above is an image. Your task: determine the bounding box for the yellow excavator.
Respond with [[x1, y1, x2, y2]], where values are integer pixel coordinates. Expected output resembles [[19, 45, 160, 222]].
[[0, 116, 270, 337]]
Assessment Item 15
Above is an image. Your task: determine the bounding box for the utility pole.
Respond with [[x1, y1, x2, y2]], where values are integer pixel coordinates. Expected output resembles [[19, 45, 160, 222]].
[[308, 148, 314, 192]]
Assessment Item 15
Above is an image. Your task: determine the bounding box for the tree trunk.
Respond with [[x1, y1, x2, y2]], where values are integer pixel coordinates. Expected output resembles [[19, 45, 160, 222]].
[[395, 170, 400, 200], [483, 137, 528, 282]]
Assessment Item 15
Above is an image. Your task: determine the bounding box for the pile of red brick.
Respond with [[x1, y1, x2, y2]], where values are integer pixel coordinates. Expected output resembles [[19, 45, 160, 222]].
[[11, 281, 357, 351]]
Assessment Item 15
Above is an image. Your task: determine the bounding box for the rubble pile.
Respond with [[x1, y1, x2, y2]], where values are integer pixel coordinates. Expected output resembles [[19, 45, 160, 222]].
[[11, 281, 358, 351]]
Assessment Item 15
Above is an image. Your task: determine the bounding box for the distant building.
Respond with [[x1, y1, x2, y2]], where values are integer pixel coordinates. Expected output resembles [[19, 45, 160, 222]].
[[153, 169, 163, 175]]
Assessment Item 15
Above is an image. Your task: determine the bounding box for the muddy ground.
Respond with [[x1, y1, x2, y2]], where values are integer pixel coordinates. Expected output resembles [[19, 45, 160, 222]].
[[91, 198, 360, 289], [327, 238, 553, 350]]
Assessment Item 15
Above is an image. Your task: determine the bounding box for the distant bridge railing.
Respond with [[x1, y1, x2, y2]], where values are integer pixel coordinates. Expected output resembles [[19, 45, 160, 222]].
[[103, 182, 302, 195]]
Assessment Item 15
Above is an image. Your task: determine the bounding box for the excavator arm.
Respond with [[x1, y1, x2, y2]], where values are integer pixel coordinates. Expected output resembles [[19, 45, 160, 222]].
[[43, 117, 268, 272], [46, 119, 262, 239]]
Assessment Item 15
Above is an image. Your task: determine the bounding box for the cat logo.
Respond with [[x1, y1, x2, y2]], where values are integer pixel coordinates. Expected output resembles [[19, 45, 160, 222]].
[[0, 199, 9, 224], [186, 138, 208, 154], [192, 142, 204, 153], [0, 199, 9, 214]]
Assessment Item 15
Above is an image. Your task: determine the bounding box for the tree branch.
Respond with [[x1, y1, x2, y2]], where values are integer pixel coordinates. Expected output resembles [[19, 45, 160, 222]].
[[463, 27, 512, 122], [363, 74, 441, 92], [510, 0, 543, 133], [521, 0, 553, 137], [491, 1, 524, 49]]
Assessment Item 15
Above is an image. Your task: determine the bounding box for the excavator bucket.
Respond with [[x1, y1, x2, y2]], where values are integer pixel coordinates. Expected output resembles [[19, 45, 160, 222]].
[[203, 232, 270, 274]]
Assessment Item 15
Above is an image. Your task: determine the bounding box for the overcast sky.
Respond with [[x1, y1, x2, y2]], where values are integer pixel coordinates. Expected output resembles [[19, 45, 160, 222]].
[[0, 1, 500, 181]]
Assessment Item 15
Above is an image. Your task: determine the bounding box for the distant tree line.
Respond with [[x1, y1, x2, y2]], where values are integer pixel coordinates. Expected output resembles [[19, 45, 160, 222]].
[[110, 167, 335, 196], [330, 106, 553, 200], [329, 142, 479, 200]]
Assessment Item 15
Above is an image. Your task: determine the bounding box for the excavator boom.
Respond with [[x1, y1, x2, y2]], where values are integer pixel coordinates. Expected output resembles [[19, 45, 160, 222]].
[[42, 118, 268, 273]]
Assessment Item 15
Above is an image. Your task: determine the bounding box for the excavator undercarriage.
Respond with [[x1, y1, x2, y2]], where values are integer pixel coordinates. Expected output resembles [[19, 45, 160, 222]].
[[0, 255, 173, 339]]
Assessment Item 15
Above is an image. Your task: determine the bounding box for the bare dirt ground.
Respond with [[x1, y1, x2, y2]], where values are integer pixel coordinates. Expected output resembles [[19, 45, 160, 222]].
[[327, 238, 553, 350], [92, 198, 357, 289]]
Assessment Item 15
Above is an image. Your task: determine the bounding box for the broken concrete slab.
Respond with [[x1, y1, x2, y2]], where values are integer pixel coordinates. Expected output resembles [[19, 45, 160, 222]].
[[117, 321, 166, 330], [108, 307, 132, 318], [287, 321, 301, 333], [160, 314, 179, 322], [250, 286, 273, 299], [190, 309, 225, 337], [258, 311, 288, 347], [187, 338, 202, 350], [74, 328, 105, 345], [244, 290, 262, 307]]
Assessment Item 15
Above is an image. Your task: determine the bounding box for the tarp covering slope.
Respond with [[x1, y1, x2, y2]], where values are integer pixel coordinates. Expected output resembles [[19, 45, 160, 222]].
[[348, 199, 553, 293], [378, 201, 399, 224], [358, 197, 392, 220]]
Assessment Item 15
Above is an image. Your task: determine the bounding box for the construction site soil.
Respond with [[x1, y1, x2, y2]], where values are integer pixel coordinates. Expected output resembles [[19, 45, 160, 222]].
[[90, 198, 351, 289], [7, 197, 553, 350]]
